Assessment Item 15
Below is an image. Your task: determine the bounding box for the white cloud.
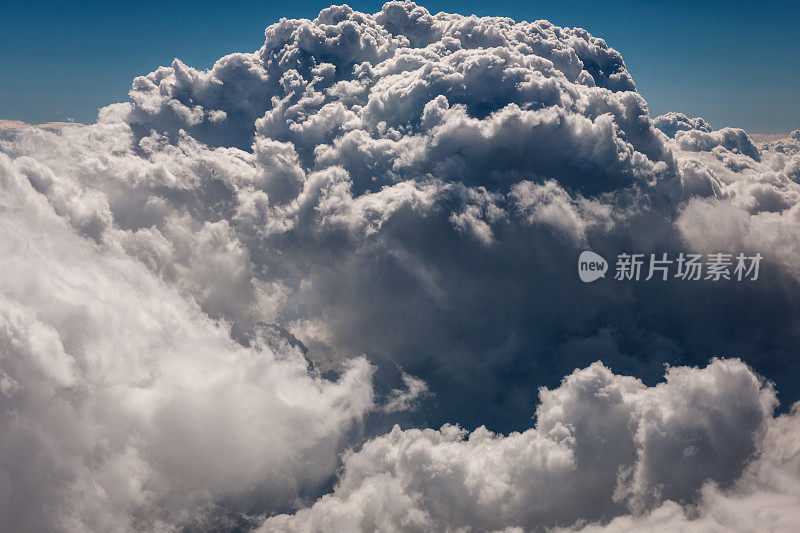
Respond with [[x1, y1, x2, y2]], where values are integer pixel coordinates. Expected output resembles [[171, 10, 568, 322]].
[[566, 403, 800, 532], [260, 359, 786, 532], [0, 154, 374, 531]]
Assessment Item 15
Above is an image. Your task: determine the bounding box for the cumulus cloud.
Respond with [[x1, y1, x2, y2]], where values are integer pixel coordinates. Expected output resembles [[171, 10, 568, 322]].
[[566, 402, 800, 533], [1, 1, 800, 530], [0, 154, 374, 531], [653, 111, 712, 138], [261, 359, 787, 531]]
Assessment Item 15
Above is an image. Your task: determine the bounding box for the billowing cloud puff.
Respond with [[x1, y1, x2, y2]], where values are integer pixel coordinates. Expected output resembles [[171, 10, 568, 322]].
[[2, 1, 800, 530], [565, 402, 800, 533], [653, 112, 712, 138], [106, 0, 673, 196], [261, 359, 785, 532], [0, 154, 374, 531]]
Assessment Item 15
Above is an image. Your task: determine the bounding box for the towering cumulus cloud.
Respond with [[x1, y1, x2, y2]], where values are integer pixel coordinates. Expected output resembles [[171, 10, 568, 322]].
[[1, 1, 800, 530]]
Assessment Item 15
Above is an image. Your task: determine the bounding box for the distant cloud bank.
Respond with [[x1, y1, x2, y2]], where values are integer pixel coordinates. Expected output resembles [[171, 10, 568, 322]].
[[0, 119, 86, 132]]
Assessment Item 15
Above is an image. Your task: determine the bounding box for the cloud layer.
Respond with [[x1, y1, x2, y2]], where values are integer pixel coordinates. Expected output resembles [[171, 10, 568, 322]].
[[1, 1, 800, 530], [262, 358, 786, 532]]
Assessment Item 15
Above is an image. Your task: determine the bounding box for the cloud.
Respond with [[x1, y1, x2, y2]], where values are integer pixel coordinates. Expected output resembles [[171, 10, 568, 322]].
[[0, 153, 374, 531], [260, 359, 788, 531], [382, 373, 430, 413], [653, 112, 712, 138], [0, 119, 86, 133], [1, 1, 800, 530], [565, 402, 800, 533]]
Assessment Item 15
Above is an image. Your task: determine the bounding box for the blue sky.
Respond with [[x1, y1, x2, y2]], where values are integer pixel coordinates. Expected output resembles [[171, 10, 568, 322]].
[[2, 0, 798, 133]]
